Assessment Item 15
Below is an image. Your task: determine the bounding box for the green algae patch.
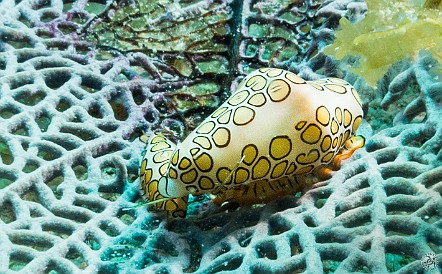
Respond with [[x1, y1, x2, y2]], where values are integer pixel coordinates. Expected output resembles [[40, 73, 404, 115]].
[[169, 82, 221, 112], [86, 0, 231, 54], [84, 0, 231, 119], [324, 0, 442, 86], [0, 139, 13, 165]]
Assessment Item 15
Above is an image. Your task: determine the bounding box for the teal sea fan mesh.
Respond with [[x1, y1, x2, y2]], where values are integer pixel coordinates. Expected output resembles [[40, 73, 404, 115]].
[[0, 0, 441, 273]]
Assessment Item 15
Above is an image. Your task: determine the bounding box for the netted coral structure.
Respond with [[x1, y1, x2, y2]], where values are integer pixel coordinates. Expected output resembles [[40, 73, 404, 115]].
[[0, 0, 441, 273]]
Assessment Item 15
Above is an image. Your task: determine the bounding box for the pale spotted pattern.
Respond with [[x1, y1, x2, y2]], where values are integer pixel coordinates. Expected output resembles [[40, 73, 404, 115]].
[[140, 68, 364, 216]]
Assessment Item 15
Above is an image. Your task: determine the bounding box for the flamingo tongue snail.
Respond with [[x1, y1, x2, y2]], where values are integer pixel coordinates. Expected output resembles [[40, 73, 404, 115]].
[[139, 68, 365, 218]]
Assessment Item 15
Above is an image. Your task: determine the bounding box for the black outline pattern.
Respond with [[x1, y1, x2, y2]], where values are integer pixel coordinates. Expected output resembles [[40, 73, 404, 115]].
[[242, 144, 258, 165], [330, 118, 339, 135], [168, 167, 178, 179], [153, 151, 170, 163], [217, 109, 232, 124], [193, 136, 212, 150], [211, 106, 228, 118], [296, 149, 320, 165], [140, 158, 148, 176], [233, 106, 255, 126], [352, 115, 363, 133], [194, 152, 213, 172], [295, 121, 307, 130], [285, 162, 297, 175], [227, 90, 250, 106], [324, 83, 347, 94], [285, 72, 306, 84], [248, 93, 266, 107], [301, 123, 322, 144], [321, 151, 335, 163], [266, 68, 283, 77], [343, 130, 351, 144], [252, 156, 271, 179], [216, 167, 232, 185], [344, 109, 352, 128], [335, 107, 342, 125], [267, 79, 291, 102], [246, 75, 267, 91], [180, 168, 197, 184], [295, 165, 313, 175], [321, 135, 332, 153], [196, 121, 215, 134], [271, 160, 288, 179], [150, 141, 171, 152], [332, 136, 338, 148], [351, 87, 362, 107], [178, 157, 192, 170], [190, 147, 200, 156], [199, 176, 215, 190], [171, 150, 179, 165], [234, 167, 250, 184], [308, 82, 324, 91], [212, 127, 231, 147], [269, 135, 292, 160], [316, 105, 330, 126]]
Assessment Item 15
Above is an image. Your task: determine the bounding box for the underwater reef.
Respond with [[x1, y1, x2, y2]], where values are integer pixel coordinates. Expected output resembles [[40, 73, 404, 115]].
[[0, 0, 440, 273]]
